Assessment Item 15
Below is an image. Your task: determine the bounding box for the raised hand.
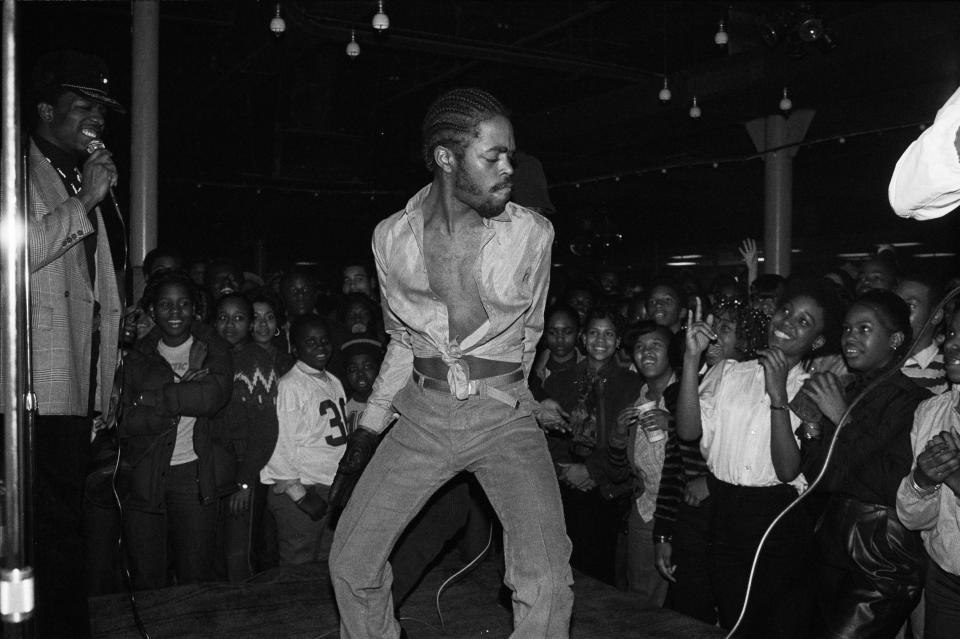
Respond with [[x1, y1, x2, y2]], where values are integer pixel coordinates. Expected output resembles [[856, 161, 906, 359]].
[[917, 431, 960, 494], [738, 238, 758, 267], [684, 297, 717, 359], [78, 147, 118, 211], [758, 347, 790, 405], [802, 372, 848, 425]]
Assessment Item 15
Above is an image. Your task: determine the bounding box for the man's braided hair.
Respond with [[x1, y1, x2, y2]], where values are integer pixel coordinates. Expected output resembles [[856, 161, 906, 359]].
[[421, 88, 509, 172]]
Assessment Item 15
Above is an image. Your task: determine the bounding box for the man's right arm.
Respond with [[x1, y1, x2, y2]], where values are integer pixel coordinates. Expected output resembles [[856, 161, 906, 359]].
[[24, 146, 115, 272], [357, 227, 413, 434]]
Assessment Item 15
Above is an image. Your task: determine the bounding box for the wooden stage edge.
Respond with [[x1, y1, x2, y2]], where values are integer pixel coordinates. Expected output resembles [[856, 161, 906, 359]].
[[91, 554, 725, 638]]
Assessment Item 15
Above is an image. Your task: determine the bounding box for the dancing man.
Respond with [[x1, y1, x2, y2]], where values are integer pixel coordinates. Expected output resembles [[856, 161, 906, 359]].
[[328, 87, 574, 638]]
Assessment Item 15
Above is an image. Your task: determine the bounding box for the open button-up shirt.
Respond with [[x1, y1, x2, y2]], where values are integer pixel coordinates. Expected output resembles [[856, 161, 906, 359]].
[[359, 184, 554, 433]]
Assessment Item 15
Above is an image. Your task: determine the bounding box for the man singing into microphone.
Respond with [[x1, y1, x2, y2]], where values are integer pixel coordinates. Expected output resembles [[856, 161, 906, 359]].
[[21, 50, 124, 637]]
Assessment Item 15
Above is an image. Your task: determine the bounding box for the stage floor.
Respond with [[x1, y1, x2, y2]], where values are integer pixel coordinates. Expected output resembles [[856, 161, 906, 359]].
[[90, 554, 725, 638]]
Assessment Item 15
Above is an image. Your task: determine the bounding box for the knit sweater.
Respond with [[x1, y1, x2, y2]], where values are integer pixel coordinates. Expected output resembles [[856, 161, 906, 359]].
[[211, 341, 281, 489]]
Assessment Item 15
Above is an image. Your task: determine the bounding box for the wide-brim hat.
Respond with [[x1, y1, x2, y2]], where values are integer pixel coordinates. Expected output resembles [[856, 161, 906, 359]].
[[29, 50, 126, 114]]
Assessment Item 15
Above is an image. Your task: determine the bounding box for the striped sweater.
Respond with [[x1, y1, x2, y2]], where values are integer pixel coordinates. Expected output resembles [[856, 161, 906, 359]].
[[608, 381, 685, 539], [901, 342, 948, 395]]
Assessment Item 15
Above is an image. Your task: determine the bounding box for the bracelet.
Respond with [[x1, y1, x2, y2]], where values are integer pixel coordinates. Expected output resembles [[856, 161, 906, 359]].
[[911, 473, 941, 496], [770, 404, 788, 411], [653, 534, 673, 544]]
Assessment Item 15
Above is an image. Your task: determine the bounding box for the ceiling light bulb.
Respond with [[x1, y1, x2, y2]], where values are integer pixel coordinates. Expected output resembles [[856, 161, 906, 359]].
[[689, 97, 701, 119], [658, 78, 672, 102], [797, 16, 823, 43], [372, 0, 390, 30], [346, 30, 361, 57], [269, 3, 285, 34], [779, 87, 793, 112], [714, 20, 728, 46]]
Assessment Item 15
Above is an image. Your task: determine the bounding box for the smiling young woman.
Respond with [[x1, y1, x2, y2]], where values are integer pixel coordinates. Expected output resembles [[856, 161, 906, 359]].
[[800, 289, 932, 637], [675, 279, 845, 637]]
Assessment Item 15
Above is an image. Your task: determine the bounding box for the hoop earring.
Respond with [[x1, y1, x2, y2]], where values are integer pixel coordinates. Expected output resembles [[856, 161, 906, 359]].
[[274, 328, 281, 337]]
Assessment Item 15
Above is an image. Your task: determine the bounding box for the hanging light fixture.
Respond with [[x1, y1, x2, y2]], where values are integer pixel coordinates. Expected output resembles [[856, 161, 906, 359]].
[[689, 97, 701, 119], [372, 0, 390, 31], [659, 13, 672, 103], [714, 20, 728, 46], [779, 87, 793, 112], [346, 30, 361, 57], [658, 78, 672, 102], [269, 3, 286, 35]]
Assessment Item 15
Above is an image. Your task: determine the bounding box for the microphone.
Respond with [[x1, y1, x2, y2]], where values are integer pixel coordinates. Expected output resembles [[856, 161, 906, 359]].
[[84, 138, 127, 269], [85, 138, 107, 155], [84, 138, 120, 206]]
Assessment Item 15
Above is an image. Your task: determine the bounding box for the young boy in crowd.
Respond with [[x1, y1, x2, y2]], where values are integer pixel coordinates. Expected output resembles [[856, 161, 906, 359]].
[[646, 278, 686, 334], [340, 337, 384, 434], [260, 316, 347, 565], [896, 274, 947, 395]]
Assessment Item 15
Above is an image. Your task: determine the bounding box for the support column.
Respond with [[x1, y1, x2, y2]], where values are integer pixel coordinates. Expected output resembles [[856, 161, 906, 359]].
[[131, 0, 159, 295], [1, 0, 34, 633], [745, 110, 814, 277]]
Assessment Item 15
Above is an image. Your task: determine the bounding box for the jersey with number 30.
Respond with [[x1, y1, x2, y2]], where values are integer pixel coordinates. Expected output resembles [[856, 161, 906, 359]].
[[260, 360, 348, 487]]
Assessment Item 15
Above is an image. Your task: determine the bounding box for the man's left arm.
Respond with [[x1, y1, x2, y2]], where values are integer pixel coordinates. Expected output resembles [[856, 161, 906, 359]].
[[522, 223, 554, 379]]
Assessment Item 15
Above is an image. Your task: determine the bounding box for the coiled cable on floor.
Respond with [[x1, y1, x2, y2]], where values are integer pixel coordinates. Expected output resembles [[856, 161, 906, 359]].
[[725, 284, 960, 639]]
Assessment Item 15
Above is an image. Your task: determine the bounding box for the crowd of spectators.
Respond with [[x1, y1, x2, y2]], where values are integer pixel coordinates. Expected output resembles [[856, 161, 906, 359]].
[[79, 236, 958, 638], [14, 46, 960, 639]]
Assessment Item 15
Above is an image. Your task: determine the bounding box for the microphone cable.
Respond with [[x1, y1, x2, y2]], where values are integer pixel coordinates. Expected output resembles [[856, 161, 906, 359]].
[[725, 284, 960, 639], [86, 137, 151, 639], [111, 413, 152, 639], [434, 521, 494, 630]]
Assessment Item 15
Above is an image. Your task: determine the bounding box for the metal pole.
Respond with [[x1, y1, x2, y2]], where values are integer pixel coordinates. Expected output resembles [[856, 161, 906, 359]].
[[745, 110, 815, 277], [764, 125, 793, 277], [1, 0, 35, 633], [130, 0, 159, 298]]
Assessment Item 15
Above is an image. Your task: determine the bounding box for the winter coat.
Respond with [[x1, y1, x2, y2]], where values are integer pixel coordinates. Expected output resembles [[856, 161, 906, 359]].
[[120, 322, 232, 512]]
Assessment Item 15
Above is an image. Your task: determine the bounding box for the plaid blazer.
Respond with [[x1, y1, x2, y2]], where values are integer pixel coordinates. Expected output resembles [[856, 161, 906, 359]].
[[0, 139, 123, 416]]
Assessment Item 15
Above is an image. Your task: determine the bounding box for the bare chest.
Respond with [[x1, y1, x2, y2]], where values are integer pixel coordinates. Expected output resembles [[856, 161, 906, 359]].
[[422, 225, 488, 340]]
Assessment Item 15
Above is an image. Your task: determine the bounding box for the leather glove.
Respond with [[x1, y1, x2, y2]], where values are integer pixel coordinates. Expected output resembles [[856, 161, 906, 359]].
[[328, 427, 380, 512], [295, 491, 329, 521]]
